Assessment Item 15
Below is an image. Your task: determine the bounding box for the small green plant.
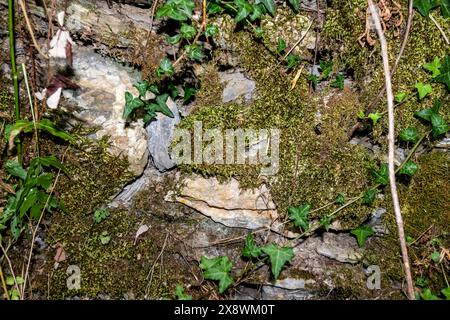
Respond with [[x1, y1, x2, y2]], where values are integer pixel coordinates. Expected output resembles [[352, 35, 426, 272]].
[[1, 156, 66, 239], [351, 225, 375, 247], [99, 231, 111, 245], [5, 275, 24, 300], [199, 255, 234, 293], [330, 73, 344, 90], [94, 208, 110, 224], [175, 284, 192, 300]]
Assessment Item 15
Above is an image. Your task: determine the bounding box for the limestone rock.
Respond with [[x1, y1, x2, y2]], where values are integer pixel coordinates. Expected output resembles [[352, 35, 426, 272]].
[[220, 70, 256, 104], [147, 97, 181, 172], [315, 233, 363, 264], [64, 47, 148, 176], [165, 174, 278, 229]]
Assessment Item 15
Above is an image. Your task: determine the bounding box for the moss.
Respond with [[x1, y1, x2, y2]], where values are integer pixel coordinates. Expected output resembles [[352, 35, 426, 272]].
[[365, 152, 449, 293], [176, 29, 374, 227]]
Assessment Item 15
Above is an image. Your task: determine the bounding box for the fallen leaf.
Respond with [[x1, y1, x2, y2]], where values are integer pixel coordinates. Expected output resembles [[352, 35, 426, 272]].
[[134, 224, 149, 245], [54, 244, 66, 262]]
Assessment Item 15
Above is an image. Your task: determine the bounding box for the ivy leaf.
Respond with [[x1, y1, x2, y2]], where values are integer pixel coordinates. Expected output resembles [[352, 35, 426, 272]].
[[368, 112, 382, 125], [260, 0, 276, 16], [205, 24, 219, 37], [183, 85, 197, 103], [415, 82, 432, 100], [175, 284, 192, 300], [156, 0, 195, 21], [420, 288, 441, 300], [288, 203, 310, 231], [207, 2, 223, 15], [413, 0, 439, 17], [5, 160, 27, 180], [157, 58, 174, 76], [398, 161, 418, 176], [180, 24, 196, 40], [331, 74, 344, 90], [399, 127, 420, 143], [155, 94, 174, 118], [371, 164, 389, 185], [351, 225, 375, 247], [288, 0, 300, 12], [249, 3, 264, 21], [277, 38, 286, 54], [261, 243, 294, 279], [362, 189, 377, 205], [166, 34, 182, 45], [185, 44, 204, 61], [133, 80, 148, 97], [234, 0, 252, 22], [199, 256, 234, 293], [423, 57, 441, 78], [435, 55, 450, 91], [242, 233, 262, 258], [148, 84, 160, 94], [395, 92, 407, 103], [430, 113, 449, 137], [123, 92, 144, 119]]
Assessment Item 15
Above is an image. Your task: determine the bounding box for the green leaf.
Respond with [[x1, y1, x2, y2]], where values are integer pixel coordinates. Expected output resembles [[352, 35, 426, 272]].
[[431, 251, 441, 263], [185, 44, 204, 61], [398, 161, 418, 176], [5, 160, 27, 180], [288, 203, 310, 231], [430, 113, 449, 137], [156, 0, 195, 21], [36, 173, 54, 189], [157, 58, 174, 76], [207, 2, 223, 15], [180, 24, 196, 40], [288, 0, 300, 12], [423, 57, 441, 78], [175, 284, 192, 300], [368, 112, 382, 125], [276, 38, 286, 54], [420, 288, 441, 300], [441, 287, 450, 300], [261, 243, 294, 279], [183, 86, 197, 104], [351, 225, 375, 247], [319, 60, 333, 80], [335, 194, 345, 205], [308, 74, 319, 88], [399, 127, 420, 143], [435, 55, 450, 91], [15, 276, 24, 285], [199, 256, 234, 293], [205, 24, 219, 37], [249, 3, 264, 21], [331, 74, 344, 90], [413, 0, 439, 16], [320, 215, 332, 232], [415, 82, 432, 100], [414, 108, 434, 122], [10, 289, 20, 300], [234, 0, 252, 23], [260, 0, 276, 15], [37, 118, 75, 143], [155, 94, 174, 118], [371, 164, 389, 185], [100, 231, 111, 245], [395, 92, 407, 103], [31, 155, 66, 173], [133, 80, 149, 97], [440, 0, 450, 17], [286, 54, 300, 69], [415, 276, 428, 287], [166, 34, 182, 45], [242, 233, 262, 258], [94, 208, 109, 224], [123, 92, 144, 119], [148, 84, 160, 94], [362, 189, 377, 205], [5, 276, 15, 286]]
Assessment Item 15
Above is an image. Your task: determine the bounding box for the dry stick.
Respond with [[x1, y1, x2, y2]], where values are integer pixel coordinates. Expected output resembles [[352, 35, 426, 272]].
[[0, 265, 10, 300], [21, 148, 68, 299], [429, 13, 450, 45], [366, 0, 414, 114], [367, 0, 415, 300], [18, 0, 49, 59], [0, 243, 19, 299]]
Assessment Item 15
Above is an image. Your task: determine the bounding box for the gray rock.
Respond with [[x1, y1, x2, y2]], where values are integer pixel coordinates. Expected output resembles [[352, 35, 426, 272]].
[[315, 232, 363, 264], [147, 97, 180, 172], [220, 70, 256, 104]]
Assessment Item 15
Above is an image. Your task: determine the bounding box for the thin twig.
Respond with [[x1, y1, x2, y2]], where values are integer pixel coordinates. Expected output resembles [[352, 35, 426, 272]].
[[18, 0, 49, 59], [368, 0, 415, 300], [0, 243, 19, 299], [366, 0, 414, 115], [429, 13, 450, 45], [145, 233, 169, 297], [0, 265, 10, 300]]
